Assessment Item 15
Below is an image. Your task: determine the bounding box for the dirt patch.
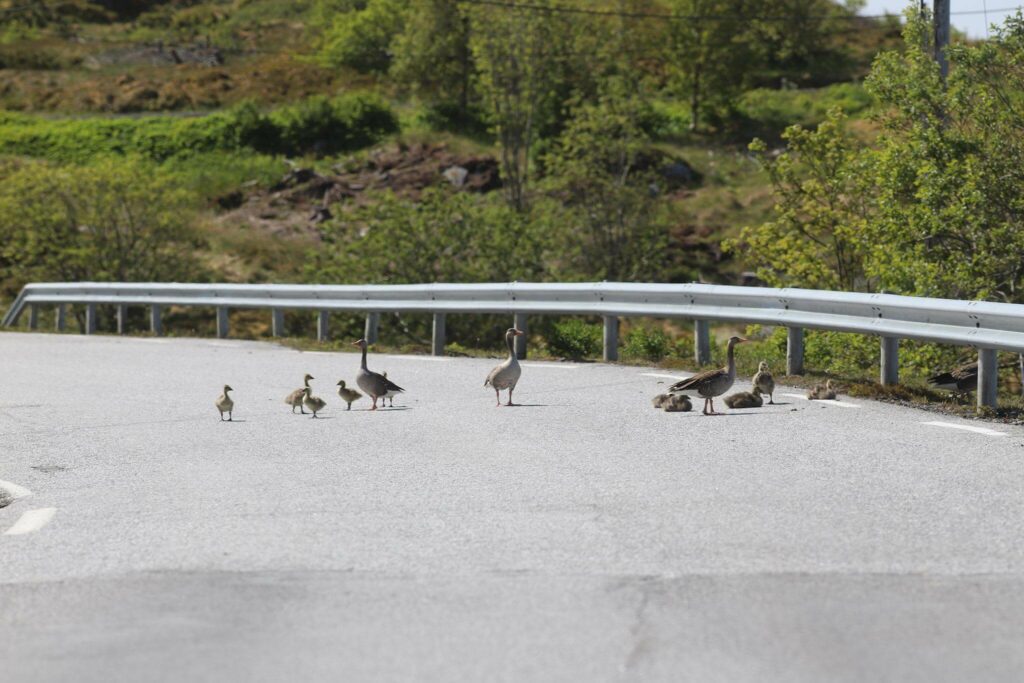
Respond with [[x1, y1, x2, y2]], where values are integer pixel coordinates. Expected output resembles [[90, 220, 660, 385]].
[[215, 142, 501, 240]]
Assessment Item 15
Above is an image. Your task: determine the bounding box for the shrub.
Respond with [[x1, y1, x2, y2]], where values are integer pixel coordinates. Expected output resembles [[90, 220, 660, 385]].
[[545, 319, 602, 360], [623, 326, 670, 362]]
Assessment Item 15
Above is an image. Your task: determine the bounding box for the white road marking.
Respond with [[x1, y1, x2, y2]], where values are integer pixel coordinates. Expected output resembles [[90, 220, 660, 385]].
[[642, 373, 690, 380], [521, 363, 579, 370], [922, 421, 1007, 437], [0, 479, 31, 500], [780, 393, 861, 408], [4, 507, 56, 535]]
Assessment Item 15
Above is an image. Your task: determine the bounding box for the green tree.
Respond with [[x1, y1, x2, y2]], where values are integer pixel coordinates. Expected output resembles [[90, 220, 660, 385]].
[[543, 86, 671, 281], [0, 157, 206, 298], [316, 0, 408, 74]]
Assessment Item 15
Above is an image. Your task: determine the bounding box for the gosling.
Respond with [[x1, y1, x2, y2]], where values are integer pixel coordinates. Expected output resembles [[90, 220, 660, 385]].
[[662, 394, 692, 412], [215, 385, 234, 421], [752, 361, 775, 404], [286, 373, 314, 414], [337, 380, 363, 410], [381, 371, 396, 407], [808, 379, 837, 400], [724, 387, 763, 409], [652, 393, 671, 409], [303, 386, 327, 418]]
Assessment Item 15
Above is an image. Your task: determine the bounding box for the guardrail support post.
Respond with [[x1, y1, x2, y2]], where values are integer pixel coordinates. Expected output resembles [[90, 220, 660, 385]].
[[978, 348, 998, 410], [85, 303, 97, 335], [28, 304, 39, 330], [880, 337, 899, 386], [365, 312, 379, 344], [603, 316, 619, 362], [216, 307, 229, 339], [150, 305, 162, 336], [271, 309, 284, 337], [55, 304, 66, 332], [116, 304, 128, 335], [514, 313, 528, 359], [317, 310, 329, 342], [694, 320, 711, 365], [787, 327, 804, 375], [432, 313, 446, 356]]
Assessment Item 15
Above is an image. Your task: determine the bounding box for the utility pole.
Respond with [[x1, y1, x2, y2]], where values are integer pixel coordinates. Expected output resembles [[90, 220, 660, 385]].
[[934, 0, 950, 80]]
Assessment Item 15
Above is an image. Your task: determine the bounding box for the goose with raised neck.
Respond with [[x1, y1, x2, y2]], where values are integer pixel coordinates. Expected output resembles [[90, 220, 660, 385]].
[[484, 327, 524, 406], [285, 373, 314, 414], [215, 385, 234, 421], [668, 336, 748, 415], [353, 339, 404, 410]]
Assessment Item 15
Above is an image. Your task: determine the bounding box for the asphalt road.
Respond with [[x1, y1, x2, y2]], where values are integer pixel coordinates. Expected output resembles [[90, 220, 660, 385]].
[[2, 332, 1024, 682]]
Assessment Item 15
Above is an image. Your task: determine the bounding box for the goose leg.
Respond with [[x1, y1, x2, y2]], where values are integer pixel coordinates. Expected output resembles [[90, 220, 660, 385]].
[[494, 387, 501, 407], [228, 411, 232, 422], [769, 394, 774, 405], [371, 395, 378, 410], [507, 386, 515, 407], [346, 402, 352, 411], [702, 399, 710, 415]]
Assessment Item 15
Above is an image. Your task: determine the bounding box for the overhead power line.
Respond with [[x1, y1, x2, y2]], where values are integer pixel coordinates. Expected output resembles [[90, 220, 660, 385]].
[[457, 0, 1024, 24]]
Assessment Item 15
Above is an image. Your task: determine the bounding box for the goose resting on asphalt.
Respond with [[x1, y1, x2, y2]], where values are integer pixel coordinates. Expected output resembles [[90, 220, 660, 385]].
[[808, 379, 837, 400], [485, 327, 524, 406], [337, 380, 363, 410], [652, 393, 671, 409], [668, 336, 748, 415], [286, 373, 314, 414], [724, 387, 763, 409], [353, 338, 404, 410], [662, 394, 692, 412], [303, 386, 327, 418], [215, 385, 234, 421], [752, 361, 775, 404]]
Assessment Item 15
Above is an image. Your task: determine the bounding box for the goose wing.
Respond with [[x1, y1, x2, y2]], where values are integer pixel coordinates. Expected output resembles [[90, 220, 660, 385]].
[[669, 366, 726, 392]]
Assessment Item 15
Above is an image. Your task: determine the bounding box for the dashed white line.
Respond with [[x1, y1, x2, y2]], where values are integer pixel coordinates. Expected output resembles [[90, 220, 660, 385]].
[[641, 373, 690, 380], [0, 479, 31, 500], [780, 393, 861, 408], [4, 507, 56, 535], [921, 421, 1007, 437]]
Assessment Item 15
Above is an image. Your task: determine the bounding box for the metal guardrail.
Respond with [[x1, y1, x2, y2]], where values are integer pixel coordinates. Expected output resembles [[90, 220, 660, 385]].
[[4, 281, 1022, 408]]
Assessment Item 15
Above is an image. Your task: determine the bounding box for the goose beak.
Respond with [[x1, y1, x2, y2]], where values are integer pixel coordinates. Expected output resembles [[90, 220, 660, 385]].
[[513, 329, 524, 336]]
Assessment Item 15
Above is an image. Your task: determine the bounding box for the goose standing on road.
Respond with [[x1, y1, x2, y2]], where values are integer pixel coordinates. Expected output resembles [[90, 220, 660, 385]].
[[485, 327, 524, 407], [353, 338, 405, 410], [303, 386, 327, 418], [752, 361, 775, 404], [286, 373, 315, 414], [337, 380, 362, 410], [215, 385, 234, 421], [668, 336, 748, 415]]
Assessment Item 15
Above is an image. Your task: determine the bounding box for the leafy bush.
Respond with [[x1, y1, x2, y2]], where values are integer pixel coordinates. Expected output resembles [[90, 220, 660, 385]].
[[737, 83, 873, 136], [545, 319, 602, 360], [0, 93, 398, 162], [623, 326, 670, 362]]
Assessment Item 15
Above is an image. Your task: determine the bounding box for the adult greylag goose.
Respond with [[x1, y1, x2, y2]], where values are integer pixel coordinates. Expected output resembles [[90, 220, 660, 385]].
[[752, 361, 775, 404], [808, 379, 837, 400], [484, 327, 524, 406], [668, 336, 748, 415], [724, 387, 763, 409], [353, 338, 404, 410], [215, 385, 234, 421], [336, 380, 363, 410], [662, 394, 692, 412], [927, 361, 978, 394], [303, 387, 327, 418], [286, 373, 314, 414]]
